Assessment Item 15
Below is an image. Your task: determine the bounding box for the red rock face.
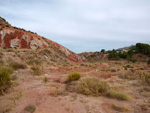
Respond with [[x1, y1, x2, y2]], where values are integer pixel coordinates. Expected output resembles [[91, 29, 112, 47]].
[[0, 27, 83, 63]]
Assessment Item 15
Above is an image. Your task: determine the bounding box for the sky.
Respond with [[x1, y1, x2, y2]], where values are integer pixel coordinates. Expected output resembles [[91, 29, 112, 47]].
[[0, 0, 150, 53]]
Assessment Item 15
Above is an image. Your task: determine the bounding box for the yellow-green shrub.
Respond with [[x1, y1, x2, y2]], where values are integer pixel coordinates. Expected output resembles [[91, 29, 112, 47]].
[[0, 66, 14, 93], [76, 78, 109, 96], [67, 72, 81, 82]]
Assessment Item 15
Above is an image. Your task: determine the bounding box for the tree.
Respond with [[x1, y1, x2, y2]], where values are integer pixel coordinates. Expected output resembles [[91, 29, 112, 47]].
[[101, 49, 105, 53]]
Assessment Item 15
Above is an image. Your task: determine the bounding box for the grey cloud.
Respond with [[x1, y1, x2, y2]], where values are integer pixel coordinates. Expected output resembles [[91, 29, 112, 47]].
[[0, 0, 149, 53]]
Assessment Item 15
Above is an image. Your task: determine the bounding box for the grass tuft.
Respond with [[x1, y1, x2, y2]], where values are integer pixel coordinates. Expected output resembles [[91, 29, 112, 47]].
[[111, 104, 130, 112], [106, 89, 130, 100], [31, 64, 42, 76]]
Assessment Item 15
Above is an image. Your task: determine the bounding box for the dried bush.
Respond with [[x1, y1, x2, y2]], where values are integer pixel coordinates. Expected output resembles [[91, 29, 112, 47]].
[[9, 62, 27, 70], [31, 64, 42, 76], [76, 78, 109, 96]]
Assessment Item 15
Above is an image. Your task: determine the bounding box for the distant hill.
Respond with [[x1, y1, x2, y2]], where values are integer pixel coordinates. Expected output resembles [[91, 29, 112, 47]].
[[117, 45, 135, 51], [79, 43, 150, 62]]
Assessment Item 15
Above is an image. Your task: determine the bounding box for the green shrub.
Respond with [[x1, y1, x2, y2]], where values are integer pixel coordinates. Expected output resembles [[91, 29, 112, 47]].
[[43, 49, 51, 54], [76, 78, 109, 96], [0, 66, 14, 94], [9, 62, 27, 70], [24, 105, 35, 113], [101, 49, 105, 53], [43, 76, 48, 83], [67, 72, 81, 82], [128, 58, 137, 63], [106, 89, 130, 100]]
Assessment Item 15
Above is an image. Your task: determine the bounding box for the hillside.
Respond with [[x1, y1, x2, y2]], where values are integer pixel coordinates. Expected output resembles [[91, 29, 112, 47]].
[[0, 16, 82, 63], [0, 17, 150, 113]]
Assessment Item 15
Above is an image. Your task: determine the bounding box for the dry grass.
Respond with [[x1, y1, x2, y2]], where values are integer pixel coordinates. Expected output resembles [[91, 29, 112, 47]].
[[76, 77, 130, 100], [49, 89, 65, 97], [138, 72, 150, 86], [31, 64, 42, 76], [9, 62, 27, 70], [76, 78, 109, 96], [110, 104, 130, 112], [106, 89, 131, 100]]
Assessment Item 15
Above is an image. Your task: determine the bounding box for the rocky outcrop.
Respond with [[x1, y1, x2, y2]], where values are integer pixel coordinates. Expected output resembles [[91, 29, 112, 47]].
[[0, 16, 83, 63]]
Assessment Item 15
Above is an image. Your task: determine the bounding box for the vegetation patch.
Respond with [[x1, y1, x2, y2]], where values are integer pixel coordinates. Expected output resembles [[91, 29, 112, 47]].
[[138, 72, 150, 86], [49, 89, 66, 97], [43, 76, 48, 83], [31, 64, 42, 76], [43, 49, 51, 54], [67, 72, 81, 82], [24, 105, 35, 113], [27, 58, 42, 65], [110, 104, 130, 112], [106, 89, 130, 100], [76, 78, 130, 100], [9, 62, 27, 70], [0, 66, 14, 94], [76, 78, 109, 96]]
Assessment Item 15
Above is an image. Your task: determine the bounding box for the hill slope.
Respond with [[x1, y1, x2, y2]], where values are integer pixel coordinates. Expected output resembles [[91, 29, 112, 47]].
[[0, 16, 82, 63]]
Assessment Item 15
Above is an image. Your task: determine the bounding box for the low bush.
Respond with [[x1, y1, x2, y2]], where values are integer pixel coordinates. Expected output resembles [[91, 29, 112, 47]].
[[9, 62, 27, 70], [31, 64, 42, 76], [106, 89, 130, 100], [0, 66, 14, 94], [67, 72, 81, 82], [43, 49, 51, 54], [76, 78, 109, 96]]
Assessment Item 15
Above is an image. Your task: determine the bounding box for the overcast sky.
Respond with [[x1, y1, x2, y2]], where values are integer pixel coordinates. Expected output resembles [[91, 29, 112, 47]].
[[0, 0, 150, 53]]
